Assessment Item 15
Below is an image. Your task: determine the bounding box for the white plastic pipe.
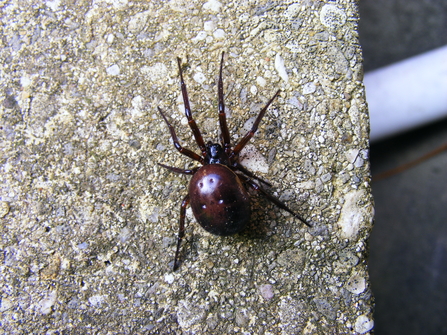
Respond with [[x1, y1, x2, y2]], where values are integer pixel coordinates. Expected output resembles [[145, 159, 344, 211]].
[[364, 45, 447, 142]]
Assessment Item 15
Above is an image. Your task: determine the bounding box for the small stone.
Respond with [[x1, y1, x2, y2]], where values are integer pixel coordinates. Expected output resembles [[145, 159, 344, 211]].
[[345, 148, 360, 163], [250, 85, 258, 95], [213, 28, 225, 39], [256, 76, 266, 87], [192, 31, 207, 42], [345, 274, 366, 294], [320, 4, 347, 30], [338, 189, 367, 239], [39, 290, 58, 315], [321, 173, 332, 182], [204, 21, 215, 31], [106, 64, 120, 76], [275, 53, 289, 83], [259, 284, 274, 300], [177, 300, 207, 329], [164, 273, 175, 284], [193, 72, 207, 84], [284, 3, 301, 20], [303, 82, 316, 94], [313, 297, 336, 320], [203, 0, 222, 12], [355, 315, 374, 334], [239, 144, 269, 173], [0, 201, 10, 218], [0, 297, 13, 312], [88, 294, 106, 307]]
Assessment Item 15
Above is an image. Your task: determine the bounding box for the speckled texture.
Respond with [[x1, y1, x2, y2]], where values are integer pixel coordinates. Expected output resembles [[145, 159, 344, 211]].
[[1, 0, 373, 334]]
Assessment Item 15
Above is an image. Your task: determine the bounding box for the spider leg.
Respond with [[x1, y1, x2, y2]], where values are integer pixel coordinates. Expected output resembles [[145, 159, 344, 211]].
[[233, 163, 272, 187], [230, 90, 281, 161], [158, 107, 204, 164], [241, 175, 312, 227], [158, 163, 199, 175], [173, 194, 190, 271], [177, 57, 207, 157], [218, 51, 232, 155]]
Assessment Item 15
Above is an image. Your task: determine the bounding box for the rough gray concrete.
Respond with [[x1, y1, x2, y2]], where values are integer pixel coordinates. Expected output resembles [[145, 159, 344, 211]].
[[1, 1, 374, 334]]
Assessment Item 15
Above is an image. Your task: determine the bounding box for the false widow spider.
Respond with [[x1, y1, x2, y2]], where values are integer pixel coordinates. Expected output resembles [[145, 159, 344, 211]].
[[158, 52, 311, 270]]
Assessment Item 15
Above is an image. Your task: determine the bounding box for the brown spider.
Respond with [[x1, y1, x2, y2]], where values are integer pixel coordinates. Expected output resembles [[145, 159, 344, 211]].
[[158, 52, 310, 270]]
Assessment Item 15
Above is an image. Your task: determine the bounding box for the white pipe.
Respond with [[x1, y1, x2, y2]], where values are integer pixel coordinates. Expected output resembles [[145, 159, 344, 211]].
[[364, 45, 447, 142]]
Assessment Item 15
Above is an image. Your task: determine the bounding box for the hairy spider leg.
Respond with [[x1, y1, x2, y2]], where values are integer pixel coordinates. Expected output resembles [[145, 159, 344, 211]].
[[157, 107, 204, 165], [173, 194, 190, 271], [240, 175, 312, 227], [230, 90, 281, 161], [218, 51, 232, 155], [177, 57, 207, 157]]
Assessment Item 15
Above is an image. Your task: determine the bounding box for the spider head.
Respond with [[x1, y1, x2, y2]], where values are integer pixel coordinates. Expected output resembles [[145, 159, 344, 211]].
[[205, 142, 229, 165]]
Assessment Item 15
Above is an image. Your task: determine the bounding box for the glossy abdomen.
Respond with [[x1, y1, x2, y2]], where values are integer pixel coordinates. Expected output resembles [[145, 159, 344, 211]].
[[189, 164, 251, 235]]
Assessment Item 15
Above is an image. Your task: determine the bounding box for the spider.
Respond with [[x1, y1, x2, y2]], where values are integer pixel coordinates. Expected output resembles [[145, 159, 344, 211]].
[[158, 52, 311, 270]]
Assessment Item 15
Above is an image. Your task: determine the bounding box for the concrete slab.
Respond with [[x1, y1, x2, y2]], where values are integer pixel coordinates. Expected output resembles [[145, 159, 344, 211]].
[[0, 1, 374, 333]]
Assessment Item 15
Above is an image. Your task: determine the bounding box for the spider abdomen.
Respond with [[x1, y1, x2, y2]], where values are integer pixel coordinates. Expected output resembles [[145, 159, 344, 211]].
[[189, 164, 251, 236]]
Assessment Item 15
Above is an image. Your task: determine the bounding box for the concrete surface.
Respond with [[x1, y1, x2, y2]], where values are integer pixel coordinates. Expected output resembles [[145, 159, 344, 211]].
[[1, 1, 374, 334]]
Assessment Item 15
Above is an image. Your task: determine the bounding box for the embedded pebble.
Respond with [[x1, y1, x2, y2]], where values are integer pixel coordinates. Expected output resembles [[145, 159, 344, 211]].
[[213, 29, 225, 39], [259, 284, 274, 300], [279, 296, 306, 333], [239, 144, 269, 173], [164, 273, 175, 284], [141, 63, 168, 82], [38, 290, 58, 315], [321, 173, 332, 182], [338, 189, 367, 239], [355, 315, 374, 334], [284, 3, 301, 20], [354, 156, 364, 168], [0, 297, 13, 312], [203, 0, 222, 12], [0, 201, 10, 218], [235, 309, 250, 327], [20, 75, 32, 87], [88, 294, 106, 307], [287, 96, 303, 110], [275, 53, 289, 83], [345, 274, 366, 294], [77, 242, 88, 249], [177, 300, 207, 328], [320, 4, 347, 30], [313, 297, 336, 320], [256, 76, 266, 87], [119, 227, 132, 243], [204, 21, 215, 31], [193, 31, 207, 42], [128, 10, 152, 34], [193, 72, 207, 84], [106, 64, 120, 76], [46, 0, 61, 11], [345, 148, 360, 163], [302, 82, 316, 94]]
